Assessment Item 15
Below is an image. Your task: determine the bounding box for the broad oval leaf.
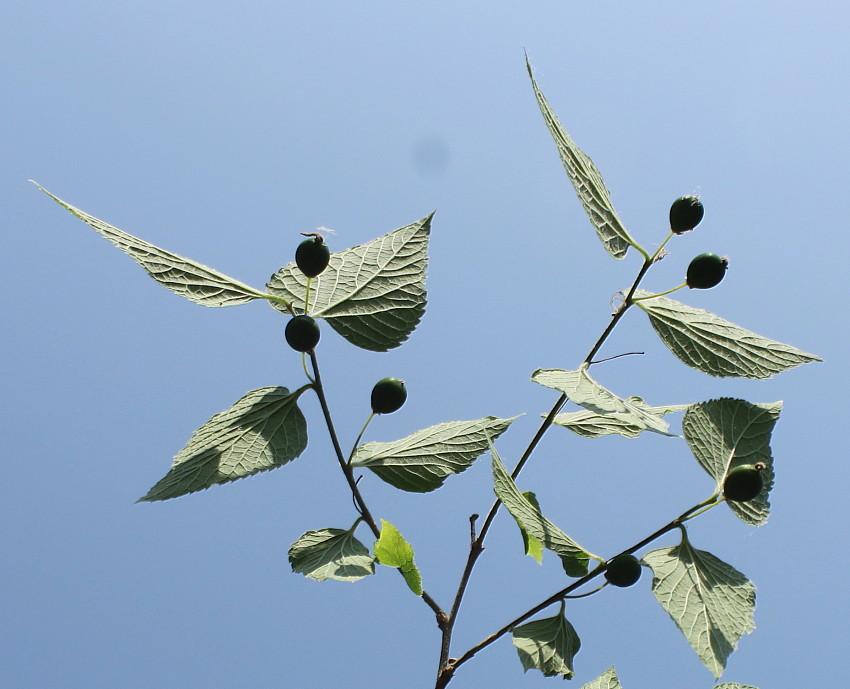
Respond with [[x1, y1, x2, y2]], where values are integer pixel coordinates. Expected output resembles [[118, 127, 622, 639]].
[[683, 398, 781, 526], [266, 214, 432, 351], [139, 386, 308, 501], [374, 519, 422, 595], [633, 291, 821, 379], [350, 415, 518, 492], [642, 531, 755, 678], [580, 667, 622, 689], [512, 604, 581, 679], [526, 57, 637, 260], [289, 527, 375, 582], [533, 368, 680, 437], [36, 183, 271, 307], [552, 398, 689, 439]]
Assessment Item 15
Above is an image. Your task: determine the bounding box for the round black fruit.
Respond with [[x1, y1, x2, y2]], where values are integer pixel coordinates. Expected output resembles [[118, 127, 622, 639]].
[[669, 195, 704, 234], [686, 253, 728, 289], [370, 377, 407, 415], [295, 237, 330, 278], [285, 315, 320, 352], [605, 554, 642, 588], [723, 464, 764, 502]]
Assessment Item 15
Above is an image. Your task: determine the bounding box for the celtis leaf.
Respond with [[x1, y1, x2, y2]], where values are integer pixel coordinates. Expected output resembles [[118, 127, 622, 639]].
[[580, 667, 622, 689], [35, 184, 270, 307], [350, 415, 518, 492], [642, 532, 755, 678], [532, 367, 679, 437], [266, 214, 432, 351], [519, 491, 545, 564], [552, 398, 690, 439], [288, 527, 375, 582], [512, 605, 581, 679], [714, 685, 759, 689], [633, 291, 821, 379], [525, 56, 636, 260], [492, 448, 594, 576], [139, 387, 308, 501], [683, 398, 781, 526], [374, 519, 422, 595]]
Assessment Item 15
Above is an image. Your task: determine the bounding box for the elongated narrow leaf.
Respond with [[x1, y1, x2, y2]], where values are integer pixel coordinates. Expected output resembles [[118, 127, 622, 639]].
[[36, 184, 271, 307], [140, 387, 308, 501], [634, 291, 821, 379], [374, 520, 422, 595], [643, 531, 755, 678], [512, 604, 581, 678], [714, 684, 759, 689], [552, 399, 689, 439], [289, 527, 374, 582], [683, 398, 781, 526], [266, 214, 432, 351], [492, 449, 595, 576], [350, 415, 518, 492], [526, 57, 636, 260], [533, 368, 679, 437], [580, 667, 622, 689]]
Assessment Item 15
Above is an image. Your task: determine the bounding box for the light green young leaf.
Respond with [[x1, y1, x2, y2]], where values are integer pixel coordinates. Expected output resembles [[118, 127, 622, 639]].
[[265, 213, 432, 351], [374, 519, 422, 595], [139, 387, 308, 501], [350, 415, 518, 492], [533, 368, 679, 437], [288, 526, 375, 583], [492, 448, 595, 577], [526, 57, 637, 260], [512, 603, 581, 678], [35, 184, 272, 308], [683, 398, 781, 526], [552, 399, 690, 439], [519, 491, 545, 564], [634, 291, 821, 379], [642, 530, 756, 678], [580, 667, 622, 689]]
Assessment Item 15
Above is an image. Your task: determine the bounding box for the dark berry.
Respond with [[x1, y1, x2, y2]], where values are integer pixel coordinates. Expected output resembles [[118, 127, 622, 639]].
[[669, 195, 704, 234], [605, 554, 642, 588], [285, 315, 320, 352], [723, 464, 764, 502], [295, 236, 330, 278], [370, 377, 407, 415], [686, 253, 728, 289]]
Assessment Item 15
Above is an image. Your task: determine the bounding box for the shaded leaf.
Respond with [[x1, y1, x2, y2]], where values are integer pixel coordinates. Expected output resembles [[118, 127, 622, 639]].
[[552, 398, 689, 439], [266, 214, 432, 351], [634, 291, 821, 379], [350, 415, 518, 492], [289, 527, 374, 582], [374, 519, 422, 595], [526, 57, 636, 260], [533, 367, 679, 436], [512, 603, 581, 678], [36, 184, 271, 307], [139, 387, 308, 501], [580, 667, 622, 689], [643, 531, 755, 678], [492, 448, 595, 576], [683, 398, 781, 526], [519, 492, 545, 564]]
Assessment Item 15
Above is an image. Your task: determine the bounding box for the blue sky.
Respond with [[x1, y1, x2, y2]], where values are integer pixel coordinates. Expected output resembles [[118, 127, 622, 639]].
[[3, 3, 847, 688]]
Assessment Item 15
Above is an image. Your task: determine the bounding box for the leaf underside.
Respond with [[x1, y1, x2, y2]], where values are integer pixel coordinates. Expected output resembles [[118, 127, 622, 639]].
[[512, 607, 581, 678], [289, 528, 375, 582], [552, 398, 689, 439], [579, 667, 622, 689]]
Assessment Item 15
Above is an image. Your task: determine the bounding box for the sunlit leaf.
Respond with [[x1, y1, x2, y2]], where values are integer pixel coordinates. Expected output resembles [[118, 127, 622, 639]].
[[289, 526, 374, 582], [552, 398, 689, 439], [374, 519, 422, 595], [512, 603, 581, 678], [519, 491, 544, 564], [580, 667, 622, 689]]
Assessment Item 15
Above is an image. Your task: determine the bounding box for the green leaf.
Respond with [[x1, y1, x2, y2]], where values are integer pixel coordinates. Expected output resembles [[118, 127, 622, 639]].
[[714, 684, 759, 689], [35, 183, 271, 308], [492, 448, 595, 576], [374, 519, 422, 595], [139, 387, 308, 501], [519, 492, 544, 564], [552, 398, 689, 439], [683, 398, 781, 526], [525, 57, 636, 260], [634, 291, 822, 379], [642, 530, 756, 678], [580, 667, 622, 689], [288, 526, 375, 582], [350, 415, 518, 492], [512, 603, 581, 678], [265, 214, 432, 351], [533, 367, 680, 437]]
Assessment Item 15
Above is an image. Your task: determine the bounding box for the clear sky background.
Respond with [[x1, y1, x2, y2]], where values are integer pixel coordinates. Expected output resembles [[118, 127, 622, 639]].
[[3, 3, 847, 688]]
